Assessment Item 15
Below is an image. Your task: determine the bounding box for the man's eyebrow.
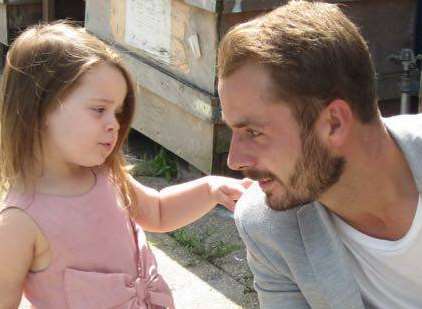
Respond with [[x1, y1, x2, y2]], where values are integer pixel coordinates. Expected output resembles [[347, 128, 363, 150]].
[[221, 116, 257, 129], [232, 121, 250, 129]]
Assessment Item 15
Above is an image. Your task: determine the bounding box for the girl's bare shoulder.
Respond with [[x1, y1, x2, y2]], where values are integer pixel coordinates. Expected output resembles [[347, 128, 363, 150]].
[[0, 207, 39, 247], [0, 208, 39, 307]]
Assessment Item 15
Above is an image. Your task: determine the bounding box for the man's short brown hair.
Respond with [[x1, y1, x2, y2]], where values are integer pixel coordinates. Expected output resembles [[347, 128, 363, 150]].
[[218, 0, 378, 130]]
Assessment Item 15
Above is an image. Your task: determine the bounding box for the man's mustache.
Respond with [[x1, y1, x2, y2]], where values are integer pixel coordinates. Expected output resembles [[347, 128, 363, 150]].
[[243, 169, 274, 181]]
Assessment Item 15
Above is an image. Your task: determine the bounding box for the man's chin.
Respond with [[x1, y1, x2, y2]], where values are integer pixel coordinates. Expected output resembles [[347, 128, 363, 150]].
[[261, 182, 285, 210], [264, 190, 308, 211]]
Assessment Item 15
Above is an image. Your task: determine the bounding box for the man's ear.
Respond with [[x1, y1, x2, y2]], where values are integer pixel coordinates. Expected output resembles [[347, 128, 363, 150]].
[[315, 99, 353, 148]]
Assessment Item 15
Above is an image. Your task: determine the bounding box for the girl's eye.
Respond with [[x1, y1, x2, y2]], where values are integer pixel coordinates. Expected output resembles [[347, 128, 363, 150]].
[[246, 128, 262, 138], [92, 107, 105, 114]]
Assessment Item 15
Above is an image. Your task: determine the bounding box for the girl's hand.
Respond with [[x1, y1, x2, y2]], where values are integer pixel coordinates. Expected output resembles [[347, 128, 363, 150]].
[[208, 176, 254, 212]]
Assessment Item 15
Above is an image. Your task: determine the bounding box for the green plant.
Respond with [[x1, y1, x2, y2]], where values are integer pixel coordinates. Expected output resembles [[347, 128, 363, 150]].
[[169, 228, 241, 262], [169, 229, 204, 254], [241, 273, 255, 294], [205, 241, 241, 260], [131, 147, 177, 181]]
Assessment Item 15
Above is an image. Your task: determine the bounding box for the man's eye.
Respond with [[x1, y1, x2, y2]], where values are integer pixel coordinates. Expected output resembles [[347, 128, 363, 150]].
[[246, 129, 261, 137]]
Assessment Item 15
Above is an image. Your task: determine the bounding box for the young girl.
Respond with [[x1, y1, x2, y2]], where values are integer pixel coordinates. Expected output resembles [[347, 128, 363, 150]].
[[0, 22, 250, 308]]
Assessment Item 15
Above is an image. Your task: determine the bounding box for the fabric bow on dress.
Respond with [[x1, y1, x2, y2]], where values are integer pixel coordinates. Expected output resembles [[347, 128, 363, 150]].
[[64, 268, 175, 309]]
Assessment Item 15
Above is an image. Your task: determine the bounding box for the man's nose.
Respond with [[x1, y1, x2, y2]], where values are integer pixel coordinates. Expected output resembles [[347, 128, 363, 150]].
[[227, 136, 255, 171]]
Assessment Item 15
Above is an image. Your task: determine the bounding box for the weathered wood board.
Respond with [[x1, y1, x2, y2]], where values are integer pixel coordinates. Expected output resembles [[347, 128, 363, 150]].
[[0, 0, 40, 4], [116, 47, 220, 173], [132, 85, 216, 173], [117, 47, 219, 123], [86, 0, 219, 95], [0, 2, 42, 45]]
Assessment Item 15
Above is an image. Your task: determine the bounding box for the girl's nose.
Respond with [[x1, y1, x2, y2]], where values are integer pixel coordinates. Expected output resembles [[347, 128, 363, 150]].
[[106, 115, 120, 132]]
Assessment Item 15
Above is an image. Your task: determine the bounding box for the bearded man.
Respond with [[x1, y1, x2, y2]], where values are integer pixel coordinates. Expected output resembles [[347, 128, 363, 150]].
[[218, 1, 422, 308]]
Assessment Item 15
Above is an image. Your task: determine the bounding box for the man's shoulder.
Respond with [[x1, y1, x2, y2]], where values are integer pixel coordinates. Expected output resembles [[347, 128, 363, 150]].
[[383, 114, 422, 139], [384, 114, 422, 187], [234, 182, 306, 239]]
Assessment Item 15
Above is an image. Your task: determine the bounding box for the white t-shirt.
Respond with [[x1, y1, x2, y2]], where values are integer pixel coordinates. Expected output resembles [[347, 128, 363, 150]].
[[332, 195, 422, 308]]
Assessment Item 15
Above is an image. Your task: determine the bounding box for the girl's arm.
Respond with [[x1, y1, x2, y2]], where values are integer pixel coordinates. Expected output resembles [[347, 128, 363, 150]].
[[130, 175, 251, 232], [0, 209, 36, 308]]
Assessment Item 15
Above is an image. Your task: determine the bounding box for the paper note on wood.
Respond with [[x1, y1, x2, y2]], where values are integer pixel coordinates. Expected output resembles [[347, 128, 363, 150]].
[[125, 0, 172, 63]]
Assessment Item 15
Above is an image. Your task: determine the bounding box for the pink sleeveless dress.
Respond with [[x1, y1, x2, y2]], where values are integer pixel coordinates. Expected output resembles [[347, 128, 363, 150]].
[[2, 167, 174, 309]]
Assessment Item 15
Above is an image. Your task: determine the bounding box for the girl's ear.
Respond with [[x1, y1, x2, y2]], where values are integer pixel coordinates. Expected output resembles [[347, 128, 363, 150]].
[[43, 107, 56, 128], [314, 99, 353, 149], [43, 114, 51, 129]]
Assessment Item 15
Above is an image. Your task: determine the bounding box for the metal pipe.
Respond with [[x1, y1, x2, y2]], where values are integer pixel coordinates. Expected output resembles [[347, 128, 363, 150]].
[[419, 70, 422, 113], [401, 92, 411, 114], [389, 49, 421, 114], [399, 71, 412, 114]]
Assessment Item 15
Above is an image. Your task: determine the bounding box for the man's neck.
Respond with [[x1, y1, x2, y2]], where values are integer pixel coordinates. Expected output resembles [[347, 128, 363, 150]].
[[320, 122, 419, 240]]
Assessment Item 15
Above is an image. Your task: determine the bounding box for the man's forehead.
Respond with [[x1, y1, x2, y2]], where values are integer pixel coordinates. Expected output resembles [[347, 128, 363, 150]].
[[219, 63, 271, 86], [219, 66, 281, 104]]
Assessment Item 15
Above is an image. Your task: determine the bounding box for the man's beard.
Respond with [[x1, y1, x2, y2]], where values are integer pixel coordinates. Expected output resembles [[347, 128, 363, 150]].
[[244, 130, 345, 211]]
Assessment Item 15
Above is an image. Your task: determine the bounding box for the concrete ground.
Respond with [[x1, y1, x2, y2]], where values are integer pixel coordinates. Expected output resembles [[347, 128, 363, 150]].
[[147, 231, 258, 308]]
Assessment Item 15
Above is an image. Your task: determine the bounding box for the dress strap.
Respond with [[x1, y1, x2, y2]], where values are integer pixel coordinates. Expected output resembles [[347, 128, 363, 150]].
[[1, 189, 34, 212], [129, 218, 143, 275]]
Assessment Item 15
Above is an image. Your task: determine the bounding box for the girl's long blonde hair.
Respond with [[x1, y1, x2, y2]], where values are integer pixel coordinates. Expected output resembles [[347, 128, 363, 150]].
[[0, 21, 138, 217]]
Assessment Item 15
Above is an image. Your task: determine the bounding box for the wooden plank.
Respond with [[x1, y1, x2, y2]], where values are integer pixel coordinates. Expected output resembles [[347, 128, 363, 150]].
[[212, 123, 236, 175], [0, 5, 8, 45], [42, 0, 54, 22], [0, 3, 42, 45], [112, 44, 220, 122], [7, 4, 42, 29], [213, 122, 230, 154], [132, 85, 215, 174], [0, 43, 6, 69], [182, 0, 219, 12], [85, 0, 219, 95], [54, 0, 85, 22], [178, 0, 361, 13], [0, 0, 41, 4], [219, 10, 262, 37], [222, 0, 286, 13], [220, 0, 361, 13], [85, 0, 112, 38]]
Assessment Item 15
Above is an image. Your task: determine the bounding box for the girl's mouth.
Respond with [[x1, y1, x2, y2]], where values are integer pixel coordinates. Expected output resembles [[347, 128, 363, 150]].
[[99, 142, 113, 150]]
